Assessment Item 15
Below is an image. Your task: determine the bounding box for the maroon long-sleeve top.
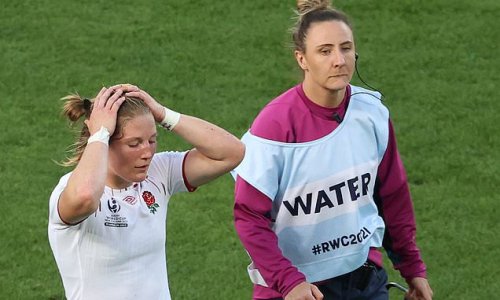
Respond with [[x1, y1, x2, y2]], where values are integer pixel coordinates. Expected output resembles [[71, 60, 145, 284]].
[[234, 84, 426, 299]]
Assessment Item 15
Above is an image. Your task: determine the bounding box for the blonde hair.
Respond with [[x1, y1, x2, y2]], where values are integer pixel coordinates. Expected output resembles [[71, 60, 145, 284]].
[[292, 0, 352, 52], [60, 94, 151, 166]]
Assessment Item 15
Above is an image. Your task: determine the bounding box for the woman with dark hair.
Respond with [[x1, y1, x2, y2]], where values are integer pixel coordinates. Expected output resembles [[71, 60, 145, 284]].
[[233, 1, 433, 299]]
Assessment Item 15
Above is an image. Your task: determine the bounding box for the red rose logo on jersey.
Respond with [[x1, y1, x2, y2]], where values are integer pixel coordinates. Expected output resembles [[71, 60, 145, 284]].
[[142, 191, 159, 214]]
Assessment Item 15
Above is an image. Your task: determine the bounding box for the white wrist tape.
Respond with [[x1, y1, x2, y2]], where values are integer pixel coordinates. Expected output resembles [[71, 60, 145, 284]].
[[87, 126, 110, 145], [160, 106, 181, 131]]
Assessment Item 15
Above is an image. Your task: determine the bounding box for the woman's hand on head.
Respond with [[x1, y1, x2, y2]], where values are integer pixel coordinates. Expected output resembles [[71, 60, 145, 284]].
[[85, 87, 126, 135], [110, 83, 165, 123]]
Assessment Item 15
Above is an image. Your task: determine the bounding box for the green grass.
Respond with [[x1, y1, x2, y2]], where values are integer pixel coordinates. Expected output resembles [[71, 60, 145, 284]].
[[0, 0, 498, 299]]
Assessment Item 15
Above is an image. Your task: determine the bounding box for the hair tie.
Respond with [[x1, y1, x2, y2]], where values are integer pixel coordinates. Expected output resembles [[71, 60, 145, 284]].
[[83, 98, 92, 110]]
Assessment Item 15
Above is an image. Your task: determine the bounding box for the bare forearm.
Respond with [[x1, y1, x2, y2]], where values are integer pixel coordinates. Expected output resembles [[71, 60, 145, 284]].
[[172, 115, 243, 163], [60, 143, 108, 223], [67, 144, 108, 199]]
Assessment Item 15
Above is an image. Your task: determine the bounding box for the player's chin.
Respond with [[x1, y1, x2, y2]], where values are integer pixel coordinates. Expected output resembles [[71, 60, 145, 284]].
[[130, 170, 149, 182], [136, 173, 148, 182], [326, 78, 350, 90]]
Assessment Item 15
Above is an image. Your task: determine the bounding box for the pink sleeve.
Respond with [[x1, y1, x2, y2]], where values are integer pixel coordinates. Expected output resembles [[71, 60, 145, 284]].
[[376, 120, 427, 279], [234, 175, 306, 297]]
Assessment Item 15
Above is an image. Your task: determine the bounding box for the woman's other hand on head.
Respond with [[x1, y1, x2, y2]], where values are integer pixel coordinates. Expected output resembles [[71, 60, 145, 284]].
[[110, 83, 165, 123], [85, 87, 125, 135]]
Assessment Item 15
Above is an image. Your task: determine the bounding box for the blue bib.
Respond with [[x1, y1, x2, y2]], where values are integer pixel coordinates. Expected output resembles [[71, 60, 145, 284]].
[[234, 86, 389, 283]]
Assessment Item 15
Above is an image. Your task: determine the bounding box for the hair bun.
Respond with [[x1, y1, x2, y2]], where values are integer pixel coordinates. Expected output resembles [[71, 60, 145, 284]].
[[297, 0, 331, 14]]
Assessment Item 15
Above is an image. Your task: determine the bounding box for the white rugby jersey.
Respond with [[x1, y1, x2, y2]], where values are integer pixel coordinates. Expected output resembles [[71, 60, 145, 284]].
[[48, 151, 188, 300]]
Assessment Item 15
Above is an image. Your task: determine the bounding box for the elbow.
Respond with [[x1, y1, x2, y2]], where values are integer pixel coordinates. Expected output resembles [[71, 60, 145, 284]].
[[228, 141, 245, 170], [215, 141, 245, 174]]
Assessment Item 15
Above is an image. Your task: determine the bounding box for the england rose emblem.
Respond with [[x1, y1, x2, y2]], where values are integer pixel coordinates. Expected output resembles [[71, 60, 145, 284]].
[[142, 191, 159, 214]]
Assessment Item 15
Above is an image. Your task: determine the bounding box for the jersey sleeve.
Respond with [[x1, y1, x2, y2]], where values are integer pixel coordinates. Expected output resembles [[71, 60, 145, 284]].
[[375, 120, 427, 280], [234, 97, 308, 297], [148, 151, 191, 196], [48, 173, 72, 227], [234, 175, 306, 297]]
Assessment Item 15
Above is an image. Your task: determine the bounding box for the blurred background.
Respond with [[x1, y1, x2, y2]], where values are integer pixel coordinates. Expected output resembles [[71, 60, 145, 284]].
[[0, 0, 498, 299]]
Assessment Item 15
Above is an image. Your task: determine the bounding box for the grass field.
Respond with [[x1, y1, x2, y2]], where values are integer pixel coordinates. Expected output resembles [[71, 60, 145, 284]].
[[0, 0, 498, 299]]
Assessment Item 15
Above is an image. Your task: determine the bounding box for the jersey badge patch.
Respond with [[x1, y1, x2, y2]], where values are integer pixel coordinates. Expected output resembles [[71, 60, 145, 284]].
[[142, 191, 159, 214], [104, 198, 129, 227]]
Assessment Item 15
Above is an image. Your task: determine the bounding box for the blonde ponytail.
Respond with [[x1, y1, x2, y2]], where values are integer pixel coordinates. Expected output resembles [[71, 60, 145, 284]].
[[61, 94, 92, 122], [59, 94, 93, 167]]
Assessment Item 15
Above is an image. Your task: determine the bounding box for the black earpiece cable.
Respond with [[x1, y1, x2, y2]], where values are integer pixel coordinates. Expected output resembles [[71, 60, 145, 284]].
[[354, 54, 385, 100]]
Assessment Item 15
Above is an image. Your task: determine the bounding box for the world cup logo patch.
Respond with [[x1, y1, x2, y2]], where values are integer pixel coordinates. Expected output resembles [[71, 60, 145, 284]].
[[107, 198, 121, 213], [142, 191, 159, 214]]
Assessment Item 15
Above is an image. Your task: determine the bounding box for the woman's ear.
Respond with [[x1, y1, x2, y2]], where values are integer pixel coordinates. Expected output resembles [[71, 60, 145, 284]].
[[294, 50, 308, 71]]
